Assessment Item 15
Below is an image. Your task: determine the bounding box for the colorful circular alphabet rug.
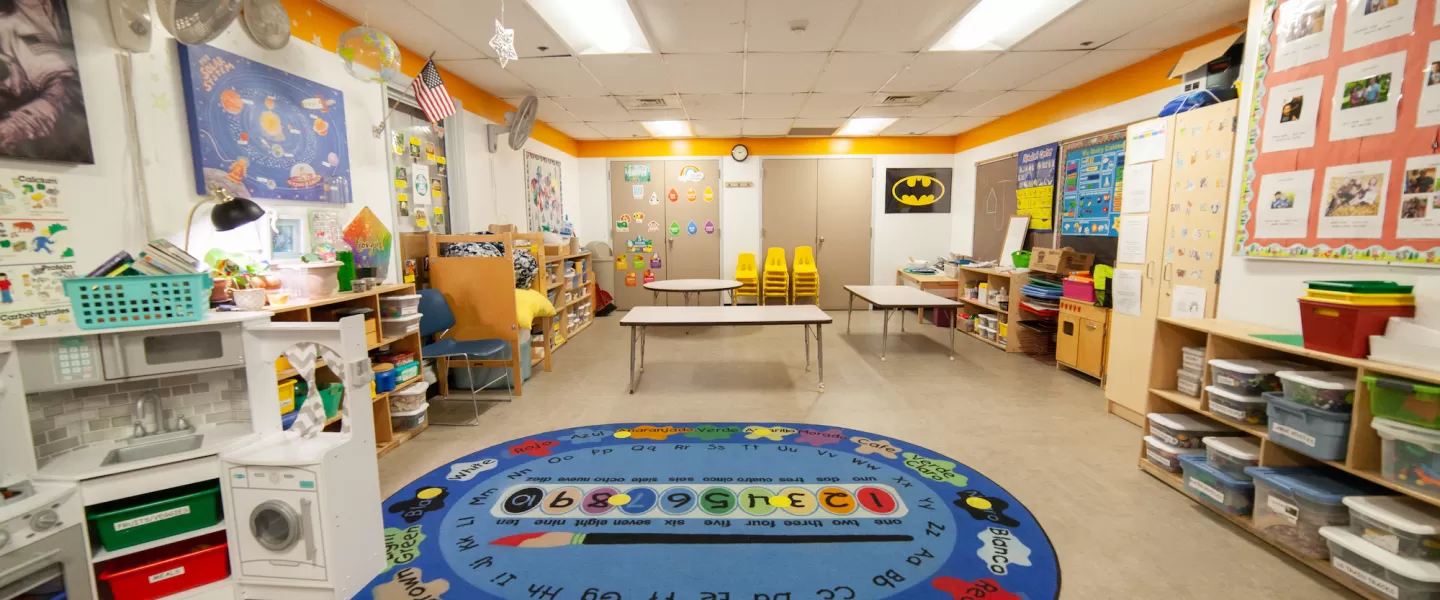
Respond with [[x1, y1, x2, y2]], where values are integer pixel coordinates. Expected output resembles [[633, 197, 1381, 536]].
[[366, 423, 1059, 600]]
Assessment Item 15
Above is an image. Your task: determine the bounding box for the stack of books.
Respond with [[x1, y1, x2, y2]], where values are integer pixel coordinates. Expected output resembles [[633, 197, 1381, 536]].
[[85, 241, 203, 277]]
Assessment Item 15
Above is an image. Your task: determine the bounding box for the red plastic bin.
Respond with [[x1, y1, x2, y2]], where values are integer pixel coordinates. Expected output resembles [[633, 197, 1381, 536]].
[[1298, 298, 1414, 358], [1062, 278, 1095, 302], [98, 532, 229, 600]]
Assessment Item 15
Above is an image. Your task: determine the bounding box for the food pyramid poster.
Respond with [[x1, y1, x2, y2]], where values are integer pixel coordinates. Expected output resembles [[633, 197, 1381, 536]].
[[178, 44, 351, 203]]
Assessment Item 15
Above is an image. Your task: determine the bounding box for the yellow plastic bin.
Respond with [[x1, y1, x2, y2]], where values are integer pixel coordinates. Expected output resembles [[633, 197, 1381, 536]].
[[277, 379, 297, 415]]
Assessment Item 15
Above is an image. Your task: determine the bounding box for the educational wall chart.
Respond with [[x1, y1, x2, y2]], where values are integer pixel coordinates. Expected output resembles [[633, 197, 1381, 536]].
[[178, 44, 351, 203], [525, 151, 564, 234], [0, 172, 75, 329], [1236, 0, 1440, 264], [1016, 143, 1058, 231], [1060, 133, 1125, 237], [361, 423, 1060, 600]]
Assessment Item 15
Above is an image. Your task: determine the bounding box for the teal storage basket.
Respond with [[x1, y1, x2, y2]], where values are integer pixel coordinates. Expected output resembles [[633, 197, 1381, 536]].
[[63, 274, 212, 330]]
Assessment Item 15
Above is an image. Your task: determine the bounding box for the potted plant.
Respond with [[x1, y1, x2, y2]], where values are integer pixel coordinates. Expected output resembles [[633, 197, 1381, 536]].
[[205, 249, 272, 309]]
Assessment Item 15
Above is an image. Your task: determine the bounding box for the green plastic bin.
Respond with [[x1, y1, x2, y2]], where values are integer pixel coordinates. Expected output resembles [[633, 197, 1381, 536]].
[[86, 481, 222, 551], [295, 381, 343, 418], [1366, 375, 1440, 429], [1305, 280, 1414, 294], [1012, 251, 1031, 268]]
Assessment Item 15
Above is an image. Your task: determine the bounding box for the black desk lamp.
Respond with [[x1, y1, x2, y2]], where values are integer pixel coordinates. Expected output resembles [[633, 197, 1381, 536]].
[[184, 186, 266, 251]]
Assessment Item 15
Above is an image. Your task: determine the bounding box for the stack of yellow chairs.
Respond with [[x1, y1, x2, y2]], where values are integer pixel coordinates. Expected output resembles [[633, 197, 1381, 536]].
[[792, 246, 819, 304], [762, 247, 790, 305], [734, 253, 759, 305]]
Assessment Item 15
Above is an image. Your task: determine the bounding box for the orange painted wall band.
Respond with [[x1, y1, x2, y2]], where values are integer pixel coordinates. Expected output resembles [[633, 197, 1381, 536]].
[[575, 136, 958, 158]]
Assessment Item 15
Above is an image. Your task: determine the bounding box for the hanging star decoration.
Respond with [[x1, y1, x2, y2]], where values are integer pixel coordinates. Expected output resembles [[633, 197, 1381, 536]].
[[490, 19, 517, 68]]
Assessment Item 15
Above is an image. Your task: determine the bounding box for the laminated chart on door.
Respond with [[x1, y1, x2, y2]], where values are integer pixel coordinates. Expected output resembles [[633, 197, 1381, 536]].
[[364, 423, 1059, 600]]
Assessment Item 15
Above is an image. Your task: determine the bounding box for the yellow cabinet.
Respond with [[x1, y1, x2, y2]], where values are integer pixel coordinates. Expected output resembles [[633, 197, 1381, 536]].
[[1057, 298, 1110, 380], [1056, 313, 1080, 367], [1077, 318, 1106, 377]]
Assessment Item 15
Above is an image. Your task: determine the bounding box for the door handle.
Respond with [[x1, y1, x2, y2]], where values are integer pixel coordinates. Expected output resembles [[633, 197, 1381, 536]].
[[1145, 262, 1154, 280], [1085, 323, 1098, 330], [818, 236, 824, 246], [1163, 269, 1173, 281]]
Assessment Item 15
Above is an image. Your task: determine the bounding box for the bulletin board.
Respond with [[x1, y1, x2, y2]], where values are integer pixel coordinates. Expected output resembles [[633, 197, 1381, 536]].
[[1059, 131, 1126, 237], [1236, 0, 1440, 266], [1058, 128, 1127, 267]]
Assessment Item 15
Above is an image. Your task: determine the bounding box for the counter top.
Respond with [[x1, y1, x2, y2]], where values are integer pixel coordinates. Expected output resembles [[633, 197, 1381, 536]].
[[36, 423, 258, 481], [2, 311, 272, 342]]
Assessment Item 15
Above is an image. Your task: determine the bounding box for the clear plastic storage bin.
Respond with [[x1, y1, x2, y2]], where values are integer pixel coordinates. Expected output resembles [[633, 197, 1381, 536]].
[[1207, 385, 1268, 427], [1148, 412, 1236, 449], [1321, 526, 1440, 600], [1146, 435, 1203, 473], [1278, 370, 1357, 412], [1375, 418, 1440, 498], [1265, 392, 1353, 461], [381, 313, 423, 338], [380, 294, 422, 318], [1177, 369, 1201, 397], [1181, 346, 1206, 372], [1367, 375, 1440, 430], [1345, 496, 1440, 560], [1209, 358, 1306, 395], [390, 402, 429, 431], [1247, 467, 1383, 559], [1204, 436, 1260, 480], [1179, 453, 1255, 516]]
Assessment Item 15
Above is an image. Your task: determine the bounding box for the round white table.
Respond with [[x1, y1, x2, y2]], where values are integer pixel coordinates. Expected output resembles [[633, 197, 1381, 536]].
[[644, 279, 744, 306]]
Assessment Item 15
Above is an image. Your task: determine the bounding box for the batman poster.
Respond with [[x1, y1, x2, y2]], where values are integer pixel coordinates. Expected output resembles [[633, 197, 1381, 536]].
[[884, 168, 952, 214]]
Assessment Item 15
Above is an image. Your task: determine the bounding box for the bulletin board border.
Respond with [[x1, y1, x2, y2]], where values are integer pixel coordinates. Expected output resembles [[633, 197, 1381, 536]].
[[1233, 0, 1440, 268]]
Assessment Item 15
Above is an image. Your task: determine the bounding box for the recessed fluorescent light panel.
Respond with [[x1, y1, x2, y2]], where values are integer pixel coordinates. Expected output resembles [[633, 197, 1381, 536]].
[[525, 0, 653, 54], [836, 118, 896, 136], [930, 0, 1083, 51], [641, 120, 694, 137]]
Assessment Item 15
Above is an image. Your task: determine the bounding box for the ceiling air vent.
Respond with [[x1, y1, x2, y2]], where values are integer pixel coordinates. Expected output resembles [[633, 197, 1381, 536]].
[[788, 126, 838, 137], [627, 97, 671, 109], [879, 95, 924, 105]]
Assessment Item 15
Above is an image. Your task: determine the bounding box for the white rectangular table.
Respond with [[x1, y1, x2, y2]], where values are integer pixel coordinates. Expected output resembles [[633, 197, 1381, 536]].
[[844, 285, 963, 360], [619, 306, 834, 393]]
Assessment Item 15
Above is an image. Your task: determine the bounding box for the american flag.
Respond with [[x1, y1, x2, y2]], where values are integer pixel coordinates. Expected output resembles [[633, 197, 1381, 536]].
[[412, 59, 457, 123]]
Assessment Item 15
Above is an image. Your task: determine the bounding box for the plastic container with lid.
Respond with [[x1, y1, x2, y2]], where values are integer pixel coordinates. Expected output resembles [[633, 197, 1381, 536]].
[[1375, 418, 1440, 498], [1181, 346, 1206, 372], [1345, 496, 1440, 560], [390, 381, 430, 412], [1145, 435, 1204, 473], [1209, 358, 1306, 395], [1205, 436, 1260, 480], [276, 261, 342, 300], [1177, 369, 1202, 397], [97, 531, 230, 600], [1367, 375, 1440, 430], [1207, 385, 1268, 427], [1148, 412, 1236, 449], [1321, 526, 1440, 600], [1300, 297, 1415, 358], [1265, 391, 1353, 460], [381, 313, 423, 338], [380, 294, 422, 318], [391, 401, 429, 431], [1278, 370, 1357, 412], [1179, 453, 1255, 516], [1246, 467, 1385, 559]]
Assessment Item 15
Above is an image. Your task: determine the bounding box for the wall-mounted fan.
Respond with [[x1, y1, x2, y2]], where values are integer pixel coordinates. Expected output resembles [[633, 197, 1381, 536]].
[[486, 95, 537, 153], [108, 0, 152, 52], [158, 0, 242, 46], [241, 0, 290, 49]]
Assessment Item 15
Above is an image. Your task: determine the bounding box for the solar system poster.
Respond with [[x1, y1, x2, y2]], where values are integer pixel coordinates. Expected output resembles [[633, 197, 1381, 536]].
[[178, 44, 351, 203], [1059, 136, 1125, 237]]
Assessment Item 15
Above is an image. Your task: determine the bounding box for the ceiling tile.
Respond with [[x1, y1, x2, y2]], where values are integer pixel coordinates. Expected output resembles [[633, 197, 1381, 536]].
[[836, 0, 978, 52], [882, 116, 953, 135], [505, 97, 578, 122], [742, 119, 795, 136], [580, 55, 676, 96], [629, 108, 689, 120], [928, 115, 996, 135], [964, 90, 1060, 117], [692, 119, 743, 137], [322, 0, 486, 60], [548, 122, 606, 139], [812, 53, 914, 93], [1011, 0, 1193, 51], [852, 106, 917, 118], [588, 121, 650, 139], [745, 53, 829, 93], [616, 94, 683, 109], [681, 94, 743, 120], [883, 52, 1001, 92], [407, 0, 570, 58], [636, 0, 746, 53], [553, 97, 632, 121], [798, 92, 871, 118], [441, 59, 536, 98], [792, 118, 846, 128], [664, 54, 745, 94], [505, 57, 608, 96], [907, 91, 1004, 117], [951, 51, 1087, 92], [743, 93, 808, 118], [1017, 49, 1159, 91], [1105, 0, 1249, 51], [745, 0, 860, 52]]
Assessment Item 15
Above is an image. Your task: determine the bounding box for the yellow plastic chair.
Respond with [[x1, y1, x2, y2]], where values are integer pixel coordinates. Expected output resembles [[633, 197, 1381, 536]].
[[762, 247, 789, 305], [734, 253, 759, 305], [792, 246, 819, 304]]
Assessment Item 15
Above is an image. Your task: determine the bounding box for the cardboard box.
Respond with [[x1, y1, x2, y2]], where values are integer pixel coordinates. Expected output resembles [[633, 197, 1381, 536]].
[[489, 224, 517, 234], [1032, 247, 1095, 275]]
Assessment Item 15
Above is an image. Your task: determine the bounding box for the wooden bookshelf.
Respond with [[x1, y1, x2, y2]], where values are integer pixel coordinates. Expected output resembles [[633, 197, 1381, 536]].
[[955, 266, 1026, 353]]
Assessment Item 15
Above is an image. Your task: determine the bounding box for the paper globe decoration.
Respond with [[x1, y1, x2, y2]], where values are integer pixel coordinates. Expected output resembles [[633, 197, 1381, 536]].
[[337, 27, 401, 83]]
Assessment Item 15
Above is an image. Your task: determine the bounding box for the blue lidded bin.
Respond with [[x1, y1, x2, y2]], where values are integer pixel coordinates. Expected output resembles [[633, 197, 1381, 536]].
[[1245, 466, 1385, 559], [1179, 453, 1255, 516], [1265, 391, 1352, 461]]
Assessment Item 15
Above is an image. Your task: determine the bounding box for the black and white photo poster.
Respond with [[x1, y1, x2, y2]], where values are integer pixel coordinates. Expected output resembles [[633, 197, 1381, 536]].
[[0, 0, 92, 164], [1276, 0, 1335, 71]]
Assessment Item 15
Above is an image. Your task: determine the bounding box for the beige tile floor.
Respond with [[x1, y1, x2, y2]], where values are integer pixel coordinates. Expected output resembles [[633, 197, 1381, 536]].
[[379, 309, 1354, 599]]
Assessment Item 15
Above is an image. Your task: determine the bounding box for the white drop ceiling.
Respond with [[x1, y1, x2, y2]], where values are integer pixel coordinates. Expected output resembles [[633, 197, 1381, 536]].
[[320, 0, 1247, 139]]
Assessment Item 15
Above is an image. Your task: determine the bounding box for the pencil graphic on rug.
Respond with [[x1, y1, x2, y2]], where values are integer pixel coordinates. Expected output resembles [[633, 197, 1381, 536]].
[[491, 532, 915, 547]]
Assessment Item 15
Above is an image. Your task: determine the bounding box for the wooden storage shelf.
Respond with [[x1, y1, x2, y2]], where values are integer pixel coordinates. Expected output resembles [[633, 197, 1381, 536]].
[[955, 266, 1026, 354], [1138, 317, 1440, 596], [276, 359, 323, 381], [964, 329, 1008, 351]]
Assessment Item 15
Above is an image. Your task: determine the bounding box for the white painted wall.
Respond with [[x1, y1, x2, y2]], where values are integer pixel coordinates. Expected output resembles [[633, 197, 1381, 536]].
[[576, 155, 952, 285], [1215, 0, 1440, 331], [459, 112, 580, 236]]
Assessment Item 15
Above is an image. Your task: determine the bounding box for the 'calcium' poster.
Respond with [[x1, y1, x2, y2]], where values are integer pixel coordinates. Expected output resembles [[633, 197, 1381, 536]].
[[0, 172, 76, 330]]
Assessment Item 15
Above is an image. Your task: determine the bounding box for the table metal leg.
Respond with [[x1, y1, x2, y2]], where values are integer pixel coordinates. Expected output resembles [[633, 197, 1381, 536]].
[[653, 290, 660, 305], [949, 306, 957, 361], [628, 327, 637, 394], [846, 292, 854, 333], [901, 310, 906, 333], [880, 309, 889, 361], [804, 324, 811, 372], [817, 324, 825, 391], [640, 326, 647, 372]]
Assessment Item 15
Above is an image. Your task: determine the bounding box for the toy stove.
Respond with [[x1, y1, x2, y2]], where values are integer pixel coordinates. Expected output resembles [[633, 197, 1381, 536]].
[[0, 480, 33, 507], [0, 478, 91, 599]]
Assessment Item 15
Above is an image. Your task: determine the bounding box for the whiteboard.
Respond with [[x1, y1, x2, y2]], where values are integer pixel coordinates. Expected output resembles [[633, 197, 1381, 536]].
[[999, 216, 1030, 267]]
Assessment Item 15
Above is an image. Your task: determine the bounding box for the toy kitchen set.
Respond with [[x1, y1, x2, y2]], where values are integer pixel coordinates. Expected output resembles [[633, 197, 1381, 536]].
[[0, 312, 385, 600]]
